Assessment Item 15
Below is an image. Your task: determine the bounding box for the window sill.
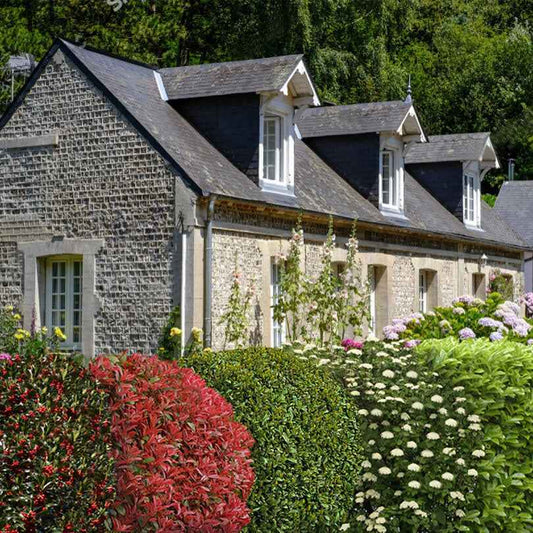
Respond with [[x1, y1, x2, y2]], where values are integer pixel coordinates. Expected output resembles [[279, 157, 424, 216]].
[[380, 206, 407, 220], [259, 179, 295, 197], [464, 223, 484, 232]]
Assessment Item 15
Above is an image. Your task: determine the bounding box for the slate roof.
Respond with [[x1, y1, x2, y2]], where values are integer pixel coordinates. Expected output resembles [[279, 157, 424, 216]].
[[296, 101, 413, 138], [159, 55, 303, 100], [1, 40, 525, 251], [494, 181, 533, 247], [405, 132, 491, 164]]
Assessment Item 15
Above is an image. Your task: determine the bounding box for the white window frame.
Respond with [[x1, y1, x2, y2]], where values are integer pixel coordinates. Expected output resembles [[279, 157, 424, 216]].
[[258, 94, 295, 195], [419, 270, 428, 313], [463, 172, 481, 228], [379, 135, 404, 214], [45, 256, 83, 350], [271, 260, 286, 347], [369, 266, 377, 335]]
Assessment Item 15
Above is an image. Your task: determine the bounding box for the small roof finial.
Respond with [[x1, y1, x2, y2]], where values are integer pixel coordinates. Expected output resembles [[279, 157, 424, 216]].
[[404, 74, 412, 104]]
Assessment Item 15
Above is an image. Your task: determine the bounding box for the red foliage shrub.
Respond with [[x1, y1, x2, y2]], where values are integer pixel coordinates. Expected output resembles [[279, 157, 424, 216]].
[[90, 354, 255, 532]]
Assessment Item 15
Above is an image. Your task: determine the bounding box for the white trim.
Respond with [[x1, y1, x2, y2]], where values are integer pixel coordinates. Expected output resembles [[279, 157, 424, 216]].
[[463, 165, 481, 229], [369, 266, 377, 335], [280, 59, 320, 106], [180, 232, 187, 355], [419, 270, 428, 313], [397, 105, 426, 142], [154, 71, 169, 101], [270, 260, 285, 347], [379, 135, 404, 214]]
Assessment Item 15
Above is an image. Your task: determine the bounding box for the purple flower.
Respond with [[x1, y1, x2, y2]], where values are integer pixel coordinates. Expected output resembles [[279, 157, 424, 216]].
[[458, 327, 476, 340], [478, 317, 503, 329], [404, 339, 421, 349], [0, 353, 11, 360], [453, 307, 465, 315], [341, 338, 364, 351], [383, 325, 399, 340], [489, 331, 504, 342], [453, 295, 474, 306], [513, 323, 530, 337], [527, 339, 533, 346]]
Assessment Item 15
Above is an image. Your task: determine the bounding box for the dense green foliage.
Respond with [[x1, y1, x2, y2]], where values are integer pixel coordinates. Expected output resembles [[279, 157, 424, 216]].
[[384, 292, 533, 344], [308, 340, 486, 531], [1, 0, 531, 180], [416, 338, 533, 532], [182, 347, 361, 532], [0, 306, 115, 532]]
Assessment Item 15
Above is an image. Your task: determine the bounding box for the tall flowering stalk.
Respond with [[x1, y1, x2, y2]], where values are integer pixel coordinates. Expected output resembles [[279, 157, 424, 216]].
[[220, 263, 253, 349], [272, 216, 307, 343]]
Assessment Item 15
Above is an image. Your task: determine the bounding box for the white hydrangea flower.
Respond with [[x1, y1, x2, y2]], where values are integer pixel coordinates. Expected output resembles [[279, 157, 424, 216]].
[[407, 463, 421, 472], [339, 524, 350, 531], [362, 460, 372, 469], [375, 382, 387, 390], [382, 369, 395, 378], [406, 371, 418, 379], [371, 408, 383, 417], [381, 431, 394, 439], [372, 452, 382, 460], [408, 480, 421, 489], [467, 414, 481, 423], [362, 472, 378, 482], [450, 491, 465, 501], [429, 480, 442, 489], [469, 423, 482, 431], [369, 423, 379, 430], [453, 386, 465, 392], [369, 511, 380, 519], [376, 517, 386, 525], [381, 420, 391, 426], [455, 397, 466, 403], [426, 432, 440, 440], [411, 402, 424, 410], [402, 424, 412, 432], [429, 414, 438, 420], [399, 501, 419, 510], [441, 472, 454, 481], [455, 509, 466, 518], [390, 385, 400, 391], [351, 391, 360, 396], [378, 466, 392, 475], [355, 496, 364, 504], [431, 395, 443, 403], [356, 514, 365, 522], [438, 408, 448, 415], [407, 441, 417, 449], [442, 447, 455, 456], [359, 363, 373, 369], [390, 448, 404, 457], [397, 472, 405, 478], [400, 412, 410, 421], [456, 458, 466, 466], [394, 490, 402, 496], [445, 418, 458, 427], [467, 469, 478, 477], [421, 450, 434, 458], [472, 449, 486, 458], [456, 407, 466, 415], [366, 489, 381, 499], [375, 526, 387, 533], [414, 509, 428, 518], [358, 409, 369, 416]]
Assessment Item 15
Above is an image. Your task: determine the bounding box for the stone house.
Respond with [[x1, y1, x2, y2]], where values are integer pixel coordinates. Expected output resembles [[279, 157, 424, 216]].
[[0, 39, 526, 356]]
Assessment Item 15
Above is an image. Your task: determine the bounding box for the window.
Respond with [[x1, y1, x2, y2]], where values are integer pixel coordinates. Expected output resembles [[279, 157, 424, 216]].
[[369, 266, 377, 334], [271, 260, 285, 347], [368, 265, 388, 336], [262, 116, 282, 182], [463, 174, 480, 227], [419, 270, 428, 313], [46, 257, 83, 349], [379, 144, 403, 213]]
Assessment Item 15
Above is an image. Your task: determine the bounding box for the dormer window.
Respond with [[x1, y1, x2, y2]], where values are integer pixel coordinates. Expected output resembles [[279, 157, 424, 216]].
[[463, 173, 481, 228], [379, 136, 404, 214], [259, 95, 295, 195], [263, 115, 282, 182]]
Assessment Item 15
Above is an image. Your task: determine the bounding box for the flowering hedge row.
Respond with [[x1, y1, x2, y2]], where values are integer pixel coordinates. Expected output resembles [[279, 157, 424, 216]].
[[304, 341, 486, 532], [183, 347, 361, 531], [0, 308, 115, 532], [90, 353, 255, 532], [416, 338, 533, 531], [383, 293, 533, 344]]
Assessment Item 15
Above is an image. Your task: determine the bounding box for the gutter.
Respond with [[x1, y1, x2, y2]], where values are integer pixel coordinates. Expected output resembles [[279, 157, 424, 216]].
[[204, 195, 216, 347]]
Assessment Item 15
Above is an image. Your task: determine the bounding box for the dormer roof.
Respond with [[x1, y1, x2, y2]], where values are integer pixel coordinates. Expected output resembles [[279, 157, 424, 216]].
[[405, 132, 500, 167], [296, 101, 425, 139], [158, 54, 319, 104]]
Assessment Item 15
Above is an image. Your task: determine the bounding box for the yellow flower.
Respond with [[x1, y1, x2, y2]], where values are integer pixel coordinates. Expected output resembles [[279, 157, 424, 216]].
[[13, 314, 21, 321], [41, 327, 48, 334], [159, 347, 166, 352], [54, 327, 67, 342], [16, 328, 30, 338], [5, 305, 13, 312], [14, 333, 24, 341], [203, 347, 213, 355], [191, 327, 202, 341], [169, 327, 182, 338]]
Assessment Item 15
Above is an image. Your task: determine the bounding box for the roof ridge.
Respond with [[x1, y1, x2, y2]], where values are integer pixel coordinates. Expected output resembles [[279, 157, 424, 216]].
[[158, 53, 303, 73]]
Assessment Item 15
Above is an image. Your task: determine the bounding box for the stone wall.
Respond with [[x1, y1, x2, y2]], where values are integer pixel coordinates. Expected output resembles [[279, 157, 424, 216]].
[[0, 51, 183, 353]]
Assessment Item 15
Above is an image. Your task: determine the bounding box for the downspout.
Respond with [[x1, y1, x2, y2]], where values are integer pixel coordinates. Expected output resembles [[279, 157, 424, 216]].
[[180, 230, 187, 355], [204, 195, 216, 347]]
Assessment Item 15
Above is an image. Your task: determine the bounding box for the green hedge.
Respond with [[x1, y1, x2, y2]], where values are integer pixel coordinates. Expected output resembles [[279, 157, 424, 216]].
[[182, 347, 361, 532], [416, 338, 533, 532]]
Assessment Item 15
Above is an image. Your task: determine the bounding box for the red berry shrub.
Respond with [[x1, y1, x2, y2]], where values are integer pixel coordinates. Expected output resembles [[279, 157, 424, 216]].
[[0, 344, 115, 532], [90, 354, 255, 532]]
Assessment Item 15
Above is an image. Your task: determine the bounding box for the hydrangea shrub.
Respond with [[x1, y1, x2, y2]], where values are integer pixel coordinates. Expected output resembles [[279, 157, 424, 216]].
[[183, 347, 361, 531], [384, 293, 533, 344], [90, 353, 255, 532], [307, 341, 486, 532], [417, 338, 533, 531], [0, 307, 115, 532]]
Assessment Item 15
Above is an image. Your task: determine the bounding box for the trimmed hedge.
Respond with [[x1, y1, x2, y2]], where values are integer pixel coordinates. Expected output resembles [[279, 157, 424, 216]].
[[183, 347, 361, 531], [91, 354, 255, 532], [416, 338, 533, 532]]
